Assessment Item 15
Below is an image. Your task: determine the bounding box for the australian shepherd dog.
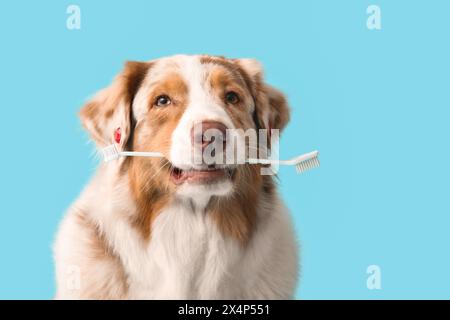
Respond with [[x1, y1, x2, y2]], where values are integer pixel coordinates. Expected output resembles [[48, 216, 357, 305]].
[[54, 55, 298, 299]]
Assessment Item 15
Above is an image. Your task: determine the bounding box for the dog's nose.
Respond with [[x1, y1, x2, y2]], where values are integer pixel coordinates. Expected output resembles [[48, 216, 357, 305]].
[[191, 121, 227, 150]]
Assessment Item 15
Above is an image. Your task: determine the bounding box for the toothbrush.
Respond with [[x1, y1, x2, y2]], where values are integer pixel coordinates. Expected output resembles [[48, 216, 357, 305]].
[[247, 150, 320, 174], [101, 144, 164, 162], [101, 144, 320, 174]]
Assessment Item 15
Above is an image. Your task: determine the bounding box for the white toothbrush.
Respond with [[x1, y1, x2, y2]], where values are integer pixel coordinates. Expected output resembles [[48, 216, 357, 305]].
[[101, 144, 320, 174], [101, 144, 164, 162], [247, 150, 320, 174]]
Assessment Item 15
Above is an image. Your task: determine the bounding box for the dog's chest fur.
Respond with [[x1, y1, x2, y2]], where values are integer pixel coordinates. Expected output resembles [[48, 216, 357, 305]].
[[120, 202, 243, 299]]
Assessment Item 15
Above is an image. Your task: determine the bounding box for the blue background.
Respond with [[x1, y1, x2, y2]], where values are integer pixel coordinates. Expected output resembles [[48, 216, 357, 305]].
[[0, 0, 449, 299]]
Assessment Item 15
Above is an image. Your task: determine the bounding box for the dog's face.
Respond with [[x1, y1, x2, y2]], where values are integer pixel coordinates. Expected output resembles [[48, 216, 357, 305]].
[[80, 55, 289, 206]]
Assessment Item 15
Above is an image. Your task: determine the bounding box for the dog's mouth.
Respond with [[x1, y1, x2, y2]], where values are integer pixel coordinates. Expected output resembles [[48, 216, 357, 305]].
[[170, 165, 235, 185]]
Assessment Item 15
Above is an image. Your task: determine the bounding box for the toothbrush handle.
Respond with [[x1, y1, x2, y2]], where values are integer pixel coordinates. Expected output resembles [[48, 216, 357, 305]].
[[120, 151, 164, 158]]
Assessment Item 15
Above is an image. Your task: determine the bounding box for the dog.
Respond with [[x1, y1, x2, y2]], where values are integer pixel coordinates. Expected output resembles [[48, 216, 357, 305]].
[[54, 54, 298, 299]]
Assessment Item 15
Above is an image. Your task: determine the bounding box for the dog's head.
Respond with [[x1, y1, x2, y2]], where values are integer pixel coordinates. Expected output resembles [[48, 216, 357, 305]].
[[80, 55, 290, 206]]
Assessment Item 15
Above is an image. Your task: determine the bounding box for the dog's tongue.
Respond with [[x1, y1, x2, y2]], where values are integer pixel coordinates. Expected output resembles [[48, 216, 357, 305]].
[[185, 169, 224, 179], [171, 169, 225, 184]]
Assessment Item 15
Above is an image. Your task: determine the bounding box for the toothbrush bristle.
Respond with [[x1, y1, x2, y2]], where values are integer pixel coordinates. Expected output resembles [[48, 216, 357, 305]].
[[101, 144, 120, 162], [295, 156, 320, 174]]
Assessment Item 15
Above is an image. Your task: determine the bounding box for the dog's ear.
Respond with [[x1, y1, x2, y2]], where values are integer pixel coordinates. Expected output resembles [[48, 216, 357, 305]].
[[79, 61, 150, 149], [234, 58, 290, 134]]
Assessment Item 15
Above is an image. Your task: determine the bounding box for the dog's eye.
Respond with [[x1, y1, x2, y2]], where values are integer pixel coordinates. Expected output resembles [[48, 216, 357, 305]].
[[155, 95, 172, 107], [225, 91, 240, 104]]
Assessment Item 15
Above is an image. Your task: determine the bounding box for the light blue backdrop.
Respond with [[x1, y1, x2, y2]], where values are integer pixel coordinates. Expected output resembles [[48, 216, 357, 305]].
[[0, 0, 449, 299]]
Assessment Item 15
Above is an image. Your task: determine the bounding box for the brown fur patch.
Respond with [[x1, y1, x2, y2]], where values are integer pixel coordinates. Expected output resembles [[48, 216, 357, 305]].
[[201, 55, 291, 135], [207, 66, 256, 131], [127, 72, 189, 240], [207, 164, 265, 244], [74, 211, 128, 299], [201, 56, 257, 97], [231, 58, 290, 130], [265, 85, 290, 130], [79, 61, 151, 147]]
